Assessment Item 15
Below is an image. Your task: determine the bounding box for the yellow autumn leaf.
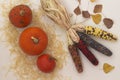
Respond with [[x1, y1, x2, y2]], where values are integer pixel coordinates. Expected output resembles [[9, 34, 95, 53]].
[[103, 63, 115, 74], [92, 14, 102, 24], [90, 0, 96, 2]]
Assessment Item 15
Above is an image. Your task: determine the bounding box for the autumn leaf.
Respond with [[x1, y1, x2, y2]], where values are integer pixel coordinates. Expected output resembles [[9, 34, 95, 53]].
[[74, 6, 81, 15], [82, 11, 90, 18], [103, 18, 114, 29], [103, 63, 115, 74], [78, 0, 81, 4], [92, 14, 102, 24], [94, 4, 103, 13], [90, 0, 96, 2]]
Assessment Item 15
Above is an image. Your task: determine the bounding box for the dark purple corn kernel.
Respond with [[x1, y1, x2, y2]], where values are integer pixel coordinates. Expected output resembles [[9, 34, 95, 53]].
[[77, 32, 112, 56], [76, 40, 99, 66]]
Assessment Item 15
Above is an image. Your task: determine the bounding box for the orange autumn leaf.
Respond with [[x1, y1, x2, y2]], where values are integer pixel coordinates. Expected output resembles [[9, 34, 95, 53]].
[[92, 14, 102, 24]]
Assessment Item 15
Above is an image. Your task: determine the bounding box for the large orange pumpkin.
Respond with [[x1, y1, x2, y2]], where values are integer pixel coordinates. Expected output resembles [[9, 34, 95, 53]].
[[19, 27, 48, 55], [9, 4, 32, 28]]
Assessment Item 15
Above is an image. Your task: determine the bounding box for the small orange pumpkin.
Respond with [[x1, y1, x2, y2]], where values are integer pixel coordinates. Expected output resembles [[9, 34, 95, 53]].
[[37, 54, 56, 73], [19, 27, 48, 55], [9, 4, 32, 28]]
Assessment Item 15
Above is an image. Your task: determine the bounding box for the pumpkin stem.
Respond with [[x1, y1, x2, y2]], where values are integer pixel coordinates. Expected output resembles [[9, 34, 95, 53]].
[[31, 36, 39, 44], [20, 10, 25, 16], [49, 56, 57, 61]]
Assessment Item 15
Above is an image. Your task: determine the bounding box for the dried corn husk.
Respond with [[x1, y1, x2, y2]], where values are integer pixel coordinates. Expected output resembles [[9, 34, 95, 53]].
[[40, 0, 85, 43]]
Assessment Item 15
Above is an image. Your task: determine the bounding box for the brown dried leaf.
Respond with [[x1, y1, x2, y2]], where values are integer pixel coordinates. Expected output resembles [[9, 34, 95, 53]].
[[92, 14, 102, 24], [82, 11, 90, 18], [94, 4, 103, 13], [90, 0, 96, 2], [78, 0, 81, 4], [74, 6, 81, 15], [103, 63, 115, 74], [103, 18, 114, 29]]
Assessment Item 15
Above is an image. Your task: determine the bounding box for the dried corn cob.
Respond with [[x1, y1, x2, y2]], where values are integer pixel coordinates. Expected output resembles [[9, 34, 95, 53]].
[[68, 44, 83, 73], [76, 40, 99, 66], [77, 32, 112, 56], [84, 26, 117, 41]]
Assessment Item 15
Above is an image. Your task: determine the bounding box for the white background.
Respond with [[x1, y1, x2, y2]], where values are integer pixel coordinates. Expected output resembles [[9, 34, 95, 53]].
[[0, 0, 120, 80]]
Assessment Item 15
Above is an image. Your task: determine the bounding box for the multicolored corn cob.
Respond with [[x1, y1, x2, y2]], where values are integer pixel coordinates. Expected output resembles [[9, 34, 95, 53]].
[[68, 44, 83, 73], [84, 26, 117, 41], [77, 32, 112, 56], [76, 40, 99, 66]]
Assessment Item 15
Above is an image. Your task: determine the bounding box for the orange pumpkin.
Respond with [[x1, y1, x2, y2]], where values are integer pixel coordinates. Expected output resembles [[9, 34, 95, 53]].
[[9, 4, 32, 28], [19, 27, 48, 55], [37, 54, 56, 73]]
